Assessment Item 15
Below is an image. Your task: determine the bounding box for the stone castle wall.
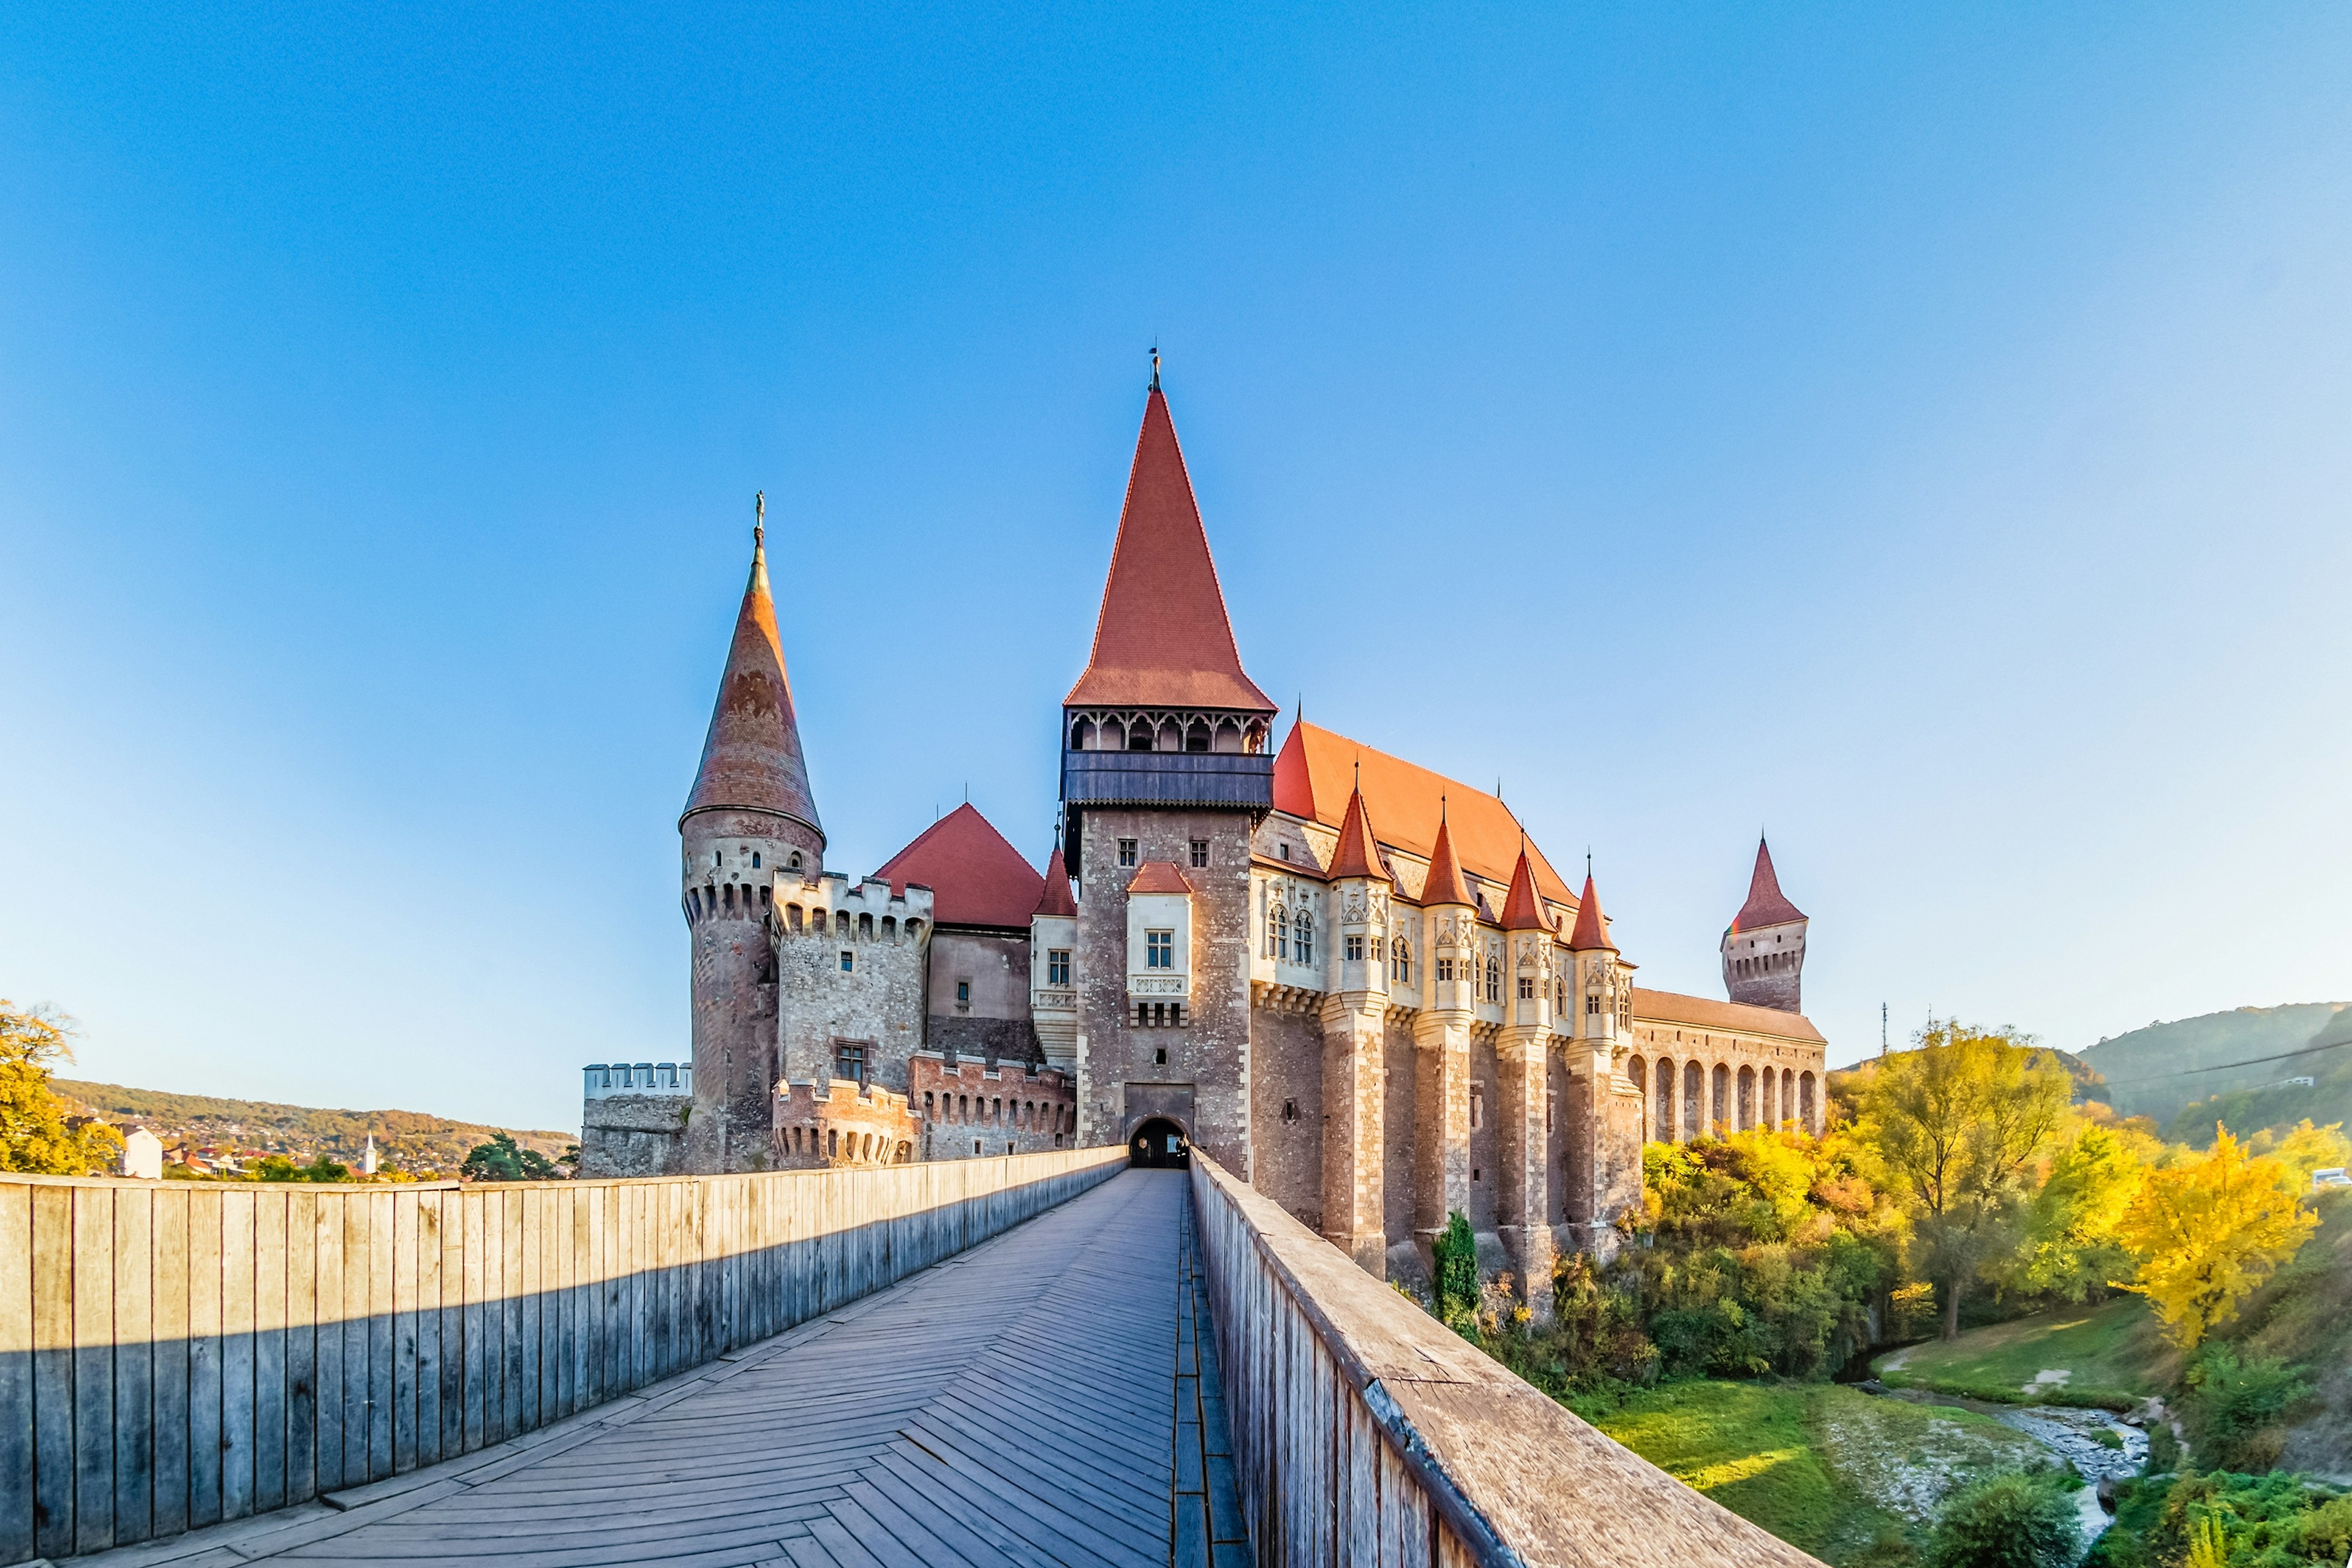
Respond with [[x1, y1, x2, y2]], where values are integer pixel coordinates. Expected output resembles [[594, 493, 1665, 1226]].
[[911, 1054, 1075, 1159], [775, 1077, 919, 1167], [771, 873, 931, 1094]]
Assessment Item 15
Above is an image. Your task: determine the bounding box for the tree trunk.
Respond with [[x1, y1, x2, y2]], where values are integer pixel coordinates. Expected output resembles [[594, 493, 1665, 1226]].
[[1942, 1276, 1963, 1340]]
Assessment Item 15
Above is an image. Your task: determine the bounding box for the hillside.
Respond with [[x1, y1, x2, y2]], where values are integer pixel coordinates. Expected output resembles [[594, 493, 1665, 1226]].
[[51, 1079, 573, 1176], [2077, 1003, 2350, 1129]]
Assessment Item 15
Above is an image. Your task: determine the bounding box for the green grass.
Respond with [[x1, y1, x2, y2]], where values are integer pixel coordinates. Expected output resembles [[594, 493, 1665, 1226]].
[[1872, 1297, 2169, 1411], [1586, 1380, 2049, 1566]]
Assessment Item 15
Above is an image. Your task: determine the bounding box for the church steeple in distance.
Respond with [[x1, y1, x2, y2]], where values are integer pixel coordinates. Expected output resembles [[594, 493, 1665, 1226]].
[[1721, 835, 1808, 1014]]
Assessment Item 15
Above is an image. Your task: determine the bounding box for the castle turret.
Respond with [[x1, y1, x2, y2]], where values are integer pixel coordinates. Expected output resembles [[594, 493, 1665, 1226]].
[[1721, 837, 1806, 1013], [1564, 872, 1642, 1257], [1321, 783, 1390, 1273], [1494, 848, 1558, 1315], [1408, 809, 1475, 1277], [680, 501, 826, 1172]]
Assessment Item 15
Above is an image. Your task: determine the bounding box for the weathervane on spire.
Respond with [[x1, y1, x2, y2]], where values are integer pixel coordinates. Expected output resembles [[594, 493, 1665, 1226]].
[[754, 491, 765, 551], [1149, 341, 1161, 392]]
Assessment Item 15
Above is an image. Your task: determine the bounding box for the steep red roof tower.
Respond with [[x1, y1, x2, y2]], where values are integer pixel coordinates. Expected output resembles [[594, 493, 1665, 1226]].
[[1326, 785, 1383, 881], [1033, 841, 1077, 919], [1499, 848, 1553, 932], [1420, 809, 1472, 908], [1722, 835, 1809, 1014], [1566, 873, 1616, 951], [681, 521, 822, 840], [1731, 837, 1806, 932]]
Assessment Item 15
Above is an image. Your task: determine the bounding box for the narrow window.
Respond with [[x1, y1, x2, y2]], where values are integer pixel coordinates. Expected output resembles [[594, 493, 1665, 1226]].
[[1118, 838, 1138, 868], [1295, 914, 1314, 965], [1137, 1002, 1150, 1027], [1155, 1047, 1167, 1065], [1486, 957, 1500, 1002], [839, 950, 854, 973], [956, 979, 971, 1003], [752, 852, 761, 869], [1273, 907, 1288, 960], [1147, 930, 1173, 969], [1392, 943, 1411, 984], [924, 1092, 935, 1118], [1047, 949, 1070, 986], [1279, 843, 1289, 861], [1281, 1098, 1297, 1123], [1189, 839, 1209, 868], [1470, 1086, 1482, 1128]]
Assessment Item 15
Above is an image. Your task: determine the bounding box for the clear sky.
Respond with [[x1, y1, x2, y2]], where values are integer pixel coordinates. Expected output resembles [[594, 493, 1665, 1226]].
[[4, 6, 2348, 1130]]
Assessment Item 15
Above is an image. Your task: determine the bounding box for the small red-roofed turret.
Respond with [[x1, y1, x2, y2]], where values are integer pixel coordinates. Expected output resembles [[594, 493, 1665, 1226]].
[[1566, 873, 1616, 952]]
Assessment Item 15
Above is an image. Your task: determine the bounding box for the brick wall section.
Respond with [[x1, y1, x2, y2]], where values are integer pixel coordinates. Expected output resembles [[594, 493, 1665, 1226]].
[[1073, 807, 1254, 1174], [1245, 998, 1322, 1231], [774, 1077, 919, 1168], [910, 1053, 1076, 1159]]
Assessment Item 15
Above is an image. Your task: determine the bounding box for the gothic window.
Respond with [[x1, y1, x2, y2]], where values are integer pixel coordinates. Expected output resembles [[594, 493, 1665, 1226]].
[[1295, 913, 1314, 965], [1391, 941, 1411, 984], [1047, 949, 1070, 986], [1071, 717, 1095, 750], [1147, 930, 1173, 968], [1185, 720, 1211, 752], [1272, 905, 1289, 960], [1485, 956, 1500, 1003], [1128, 721, 1154, 752], [1118, 838, 1138, 868], [1190, 839, 1209, 867], [1344, 935, 1364, 962]]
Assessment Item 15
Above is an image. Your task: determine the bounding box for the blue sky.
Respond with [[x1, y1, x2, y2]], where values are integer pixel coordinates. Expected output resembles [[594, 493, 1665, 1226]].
[[4, 5, 2348, 1129]]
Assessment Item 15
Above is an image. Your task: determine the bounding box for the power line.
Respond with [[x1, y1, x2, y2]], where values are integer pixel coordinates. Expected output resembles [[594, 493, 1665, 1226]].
[[2095, 1035, 2352, 1088]]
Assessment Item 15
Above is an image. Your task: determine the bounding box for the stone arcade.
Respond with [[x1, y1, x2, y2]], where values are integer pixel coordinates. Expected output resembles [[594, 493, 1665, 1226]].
[[579, 379, 1828, 1306]]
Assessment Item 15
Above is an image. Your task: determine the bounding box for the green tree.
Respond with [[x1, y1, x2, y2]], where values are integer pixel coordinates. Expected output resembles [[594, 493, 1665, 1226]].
[[1855, 1023, 2072, 1338], [0, 1001, 124, 1175], [461, 1132, 558, 1183], [1923, 1471, 2079, 1568], [2018, 1119, 2149, 1300]]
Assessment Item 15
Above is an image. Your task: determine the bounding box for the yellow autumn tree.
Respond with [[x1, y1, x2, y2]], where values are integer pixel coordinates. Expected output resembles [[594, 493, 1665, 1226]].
[[2116, 1125, 2316, 1349], [0, 1001, 125, 1175]]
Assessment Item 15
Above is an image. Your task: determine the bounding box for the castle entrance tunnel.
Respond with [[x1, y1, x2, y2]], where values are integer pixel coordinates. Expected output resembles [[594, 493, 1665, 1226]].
[[1130, 1116, 1190, 1168]]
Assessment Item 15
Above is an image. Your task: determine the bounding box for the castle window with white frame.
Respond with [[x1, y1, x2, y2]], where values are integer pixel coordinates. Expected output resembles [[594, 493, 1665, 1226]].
[[1146, 930, 1173, 969], [1344, 935, 1364, 962], [1518, 975, 1535, 1001], [1270, 905, 1288, 960], [1047, 949, 1070, 986], [1436, 954, 1453, 982], [1391, 941, 1411, 984], [1485, 956, 1500, 1003]]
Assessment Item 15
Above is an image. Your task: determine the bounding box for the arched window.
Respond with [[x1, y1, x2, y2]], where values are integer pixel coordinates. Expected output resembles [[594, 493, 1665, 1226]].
[[1104, 718, 1128, 750], [1214, 719, 1242, 753], [1129, 719, 1155, 752], [1156, 718, 1182, 752], [752, 852, 761, 869], [1485, 956, 1500, 1003], [788, 851, 802, 870], [1295, 913, 1314, 966], [1272, 905, 1288, 960], [1071, 717, 1095, 750], [1185, 719, 1211, 752], [1684, 1060, 1703, 1138], [1391, 940, 1411, 985], [1654, 1058, 1676, 1141], [1712, 1063, 1732, 1133], [1738, 1065, 1755, 1131]]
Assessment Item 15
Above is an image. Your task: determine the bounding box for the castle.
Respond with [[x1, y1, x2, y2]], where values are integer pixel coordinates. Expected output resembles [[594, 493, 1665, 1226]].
[[579, 376, 1828, 1306]]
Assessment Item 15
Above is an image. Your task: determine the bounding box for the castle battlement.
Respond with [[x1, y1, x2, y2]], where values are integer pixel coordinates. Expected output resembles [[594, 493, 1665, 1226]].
[[771, 872, 935, 941], [774, 1076, 919, 1169], [584, 1061, 693, 1099]]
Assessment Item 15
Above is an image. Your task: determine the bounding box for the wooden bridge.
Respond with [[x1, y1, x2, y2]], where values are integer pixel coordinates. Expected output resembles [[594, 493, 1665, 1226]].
[[4, 1152, 1817, 1568]]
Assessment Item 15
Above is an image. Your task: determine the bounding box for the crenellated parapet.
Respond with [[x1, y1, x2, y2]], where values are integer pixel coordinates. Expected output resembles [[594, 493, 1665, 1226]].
[[583, 1061, 693, 1099], [910, 1050, 1077, 1159], [773, 1076, 919, 1169]]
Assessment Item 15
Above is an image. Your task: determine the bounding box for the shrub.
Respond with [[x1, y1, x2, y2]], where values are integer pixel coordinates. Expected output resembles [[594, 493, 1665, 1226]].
[[1433, 1210, 1477, 1327], [1922, 1471, 2079, 1568], [2179, 1347, 2311, 1474]]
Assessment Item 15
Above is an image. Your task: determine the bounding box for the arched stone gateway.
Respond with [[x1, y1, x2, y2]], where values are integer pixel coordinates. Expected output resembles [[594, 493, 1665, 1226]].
[[1130, 1116, 1190, 1169]]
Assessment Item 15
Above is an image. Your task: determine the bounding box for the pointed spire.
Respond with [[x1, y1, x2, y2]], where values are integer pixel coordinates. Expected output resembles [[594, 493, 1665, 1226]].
[[1500, 848, 1552, 932], [1567, 872, 1616, 951], [1272, 707, 1315, 818], [1421, 801, 1472, 907], [1064, 387, 1276, 712], [1326, 785, 1382, 880], [680, 503, 822, 836], [1033, 839, 1078, 918], [1732, 835, 1806, 932]]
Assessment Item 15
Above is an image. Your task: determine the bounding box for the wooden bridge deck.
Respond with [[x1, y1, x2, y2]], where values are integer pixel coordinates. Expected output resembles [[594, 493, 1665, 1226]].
[[82, 1169, 1248, 1568]]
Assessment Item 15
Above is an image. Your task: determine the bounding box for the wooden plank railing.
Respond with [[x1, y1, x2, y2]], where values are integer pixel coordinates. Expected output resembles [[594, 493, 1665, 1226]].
[[1188, 1153, 1827, 1568], [0, 1146, 1126, 1565]]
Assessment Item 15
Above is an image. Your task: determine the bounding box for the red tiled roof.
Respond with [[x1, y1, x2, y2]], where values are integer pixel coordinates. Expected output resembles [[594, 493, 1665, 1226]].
[[1419, 812, 1472, 907], [1731, 837, 1806, 932], [1063, 388, 1276, 713], [1631, 987, 1823, 1043], [873, 804, 1044, 929], [1126, 861, 1196, 895], [1272, 720, 1575, 907], [1500, 850, 1553, 932], [1566, 873, 1616, 951], [682, 535, 822, 835], [1033, 843, 1077, 918], [1325, 786, 1383, 880]]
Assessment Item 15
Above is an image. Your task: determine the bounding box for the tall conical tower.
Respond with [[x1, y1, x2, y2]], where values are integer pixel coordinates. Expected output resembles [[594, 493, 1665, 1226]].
[[1060, 374, 1276, 1169], [680, 498, 826, 1172], [1722, 837, 1806, 1012]]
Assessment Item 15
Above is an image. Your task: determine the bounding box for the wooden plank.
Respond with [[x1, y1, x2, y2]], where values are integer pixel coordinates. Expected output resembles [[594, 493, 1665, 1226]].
[[500, 1186, 525, 1442], [368, 1188, 394, 1479], [111, 1184, 154, 1547], [0, 1183, 36, 1564], [284, 1188, 318, 1504], [462, 1186, 486, 1453], [186, 1185, 223, 1530], [149, 1184, 190, 1539], [437, 1186, 464, 1463], [30, 1183, 75, 1561], [219, 1187, 257, 1521], [518, 1185, 541, 1436], [392, 1186, 418, 1475], [311, 1188, 344, 1495], [413, 1187, 443, 1468], [341, 1188, 371, 1486], [254, 1187, 288, 1512], [72, 1184, 116, 1555]]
